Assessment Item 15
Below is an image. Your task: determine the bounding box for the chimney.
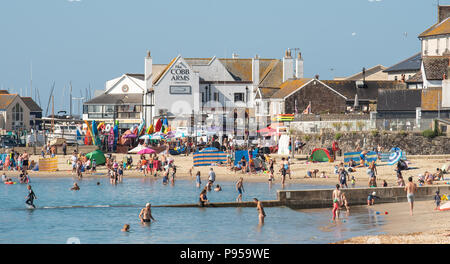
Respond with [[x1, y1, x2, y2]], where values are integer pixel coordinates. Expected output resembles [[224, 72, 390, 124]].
[[315, 74, 319, 80], [252, 54, 260, 86], [295, 52, 304, 79], [283, 49, 294, 82], [145, 51, 153, 91]]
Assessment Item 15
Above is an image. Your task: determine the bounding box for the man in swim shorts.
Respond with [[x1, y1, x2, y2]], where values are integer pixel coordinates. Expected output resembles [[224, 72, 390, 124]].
[[139, 203, 156, 223], [332, 184, 341, 221], [404, 176, 417, 216]]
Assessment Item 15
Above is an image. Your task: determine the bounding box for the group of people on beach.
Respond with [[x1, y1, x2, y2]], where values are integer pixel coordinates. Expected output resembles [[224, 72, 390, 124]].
[[0, 150, 35, 171]]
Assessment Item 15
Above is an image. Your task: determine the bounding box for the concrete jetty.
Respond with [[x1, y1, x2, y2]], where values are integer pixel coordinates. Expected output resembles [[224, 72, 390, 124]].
[[152, 185, 450, 209]]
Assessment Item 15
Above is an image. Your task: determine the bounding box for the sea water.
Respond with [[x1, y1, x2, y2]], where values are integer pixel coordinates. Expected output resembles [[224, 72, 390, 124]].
[[0, 177, 385, 244]]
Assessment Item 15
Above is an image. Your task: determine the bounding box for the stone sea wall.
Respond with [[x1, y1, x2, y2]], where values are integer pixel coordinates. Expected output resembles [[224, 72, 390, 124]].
[[294, 131, 450, 155]]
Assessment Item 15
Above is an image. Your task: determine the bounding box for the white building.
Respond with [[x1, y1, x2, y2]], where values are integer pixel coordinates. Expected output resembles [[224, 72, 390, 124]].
[[83, 50, 301, 136]]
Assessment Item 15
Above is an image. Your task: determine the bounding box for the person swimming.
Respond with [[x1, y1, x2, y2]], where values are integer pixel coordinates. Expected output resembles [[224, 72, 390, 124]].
[[214, 184, 222, 192], [25, 185, 37, 208], [70, 182, 80, 191], [121, 224, 130, 232]]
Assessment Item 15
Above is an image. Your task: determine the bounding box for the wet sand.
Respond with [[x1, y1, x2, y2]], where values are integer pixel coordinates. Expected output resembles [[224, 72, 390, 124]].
[[334, 200, 450, 244]]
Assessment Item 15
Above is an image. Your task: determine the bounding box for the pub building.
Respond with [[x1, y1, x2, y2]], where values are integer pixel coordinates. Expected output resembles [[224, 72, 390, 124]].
[[84, 49, 303, 137]]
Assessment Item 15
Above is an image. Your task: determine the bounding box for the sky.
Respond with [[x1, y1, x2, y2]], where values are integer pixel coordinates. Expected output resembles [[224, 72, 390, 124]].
[[0, 0, 444, 116]]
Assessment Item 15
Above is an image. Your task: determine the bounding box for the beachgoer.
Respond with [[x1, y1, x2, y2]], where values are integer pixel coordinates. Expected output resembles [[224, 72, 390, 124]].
[[341, 192, 350, 211], [70, 182, 80, 191], [332, 184, 341, 221], [254, 198, 266, 224], [195, 171, 201, 188], [214, 184, 222, 192], [236, 177, 244, 202], [383, 180, 388, 187], [369, 176, 377, 188], [367, 191, 379, 206], [199, 189, 209, 207], [139, 203, 156, 223], [25, 185, 37, 208], [434, 190, 441, 210], [404, 176, 417, 216], [208, 168, 216, 183], [339, 168, 348, 188], [121, 224, 130, 232], [351, 176, 356, 188]]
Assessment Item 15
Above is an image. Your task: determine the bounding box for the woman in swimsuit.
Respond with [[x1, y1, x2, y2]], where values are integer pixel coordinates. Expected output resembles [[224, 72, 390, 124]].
[[254, 198, 266, 224], [199, 189, 208, 207]]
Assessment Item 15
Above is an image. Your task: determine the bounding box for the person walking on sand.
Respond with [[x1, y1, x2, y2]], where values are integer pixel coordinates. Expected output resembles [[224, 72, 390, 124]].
[[405, 176, 417, 216], [139, 203, 156, 223], [254, 198, 266, 225], [236, 177, 245, 202], [208, 168, 216, 183], [332, 184, 342, 221]]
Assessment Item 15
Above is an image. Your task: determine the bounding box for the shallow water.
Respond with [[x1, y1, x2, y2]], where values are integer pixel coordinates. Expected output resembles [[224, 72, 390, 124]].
[[0, 176, 386, 244]]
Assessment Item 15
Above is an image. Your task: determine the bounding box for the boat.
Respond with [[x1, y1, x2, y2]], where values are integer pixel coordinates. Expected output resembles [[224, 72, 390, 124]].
[[47, 123, 85, 145]]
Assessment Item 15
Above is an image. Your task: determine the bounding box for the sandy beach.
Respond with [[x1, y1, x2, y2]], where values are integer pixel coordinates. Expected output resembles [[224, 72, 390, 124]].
[[333, 200, 450, 244], [10, 153, 450, 187], [4, 152, 450, 243]]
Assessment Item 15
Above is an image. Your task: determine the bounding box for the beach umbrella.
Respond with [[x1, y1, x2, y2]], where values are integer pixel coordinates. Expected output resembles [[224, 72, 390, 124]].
[[137, 148, 157, 155], [200, 147, 219, 152], [128, 144, 147, 154]]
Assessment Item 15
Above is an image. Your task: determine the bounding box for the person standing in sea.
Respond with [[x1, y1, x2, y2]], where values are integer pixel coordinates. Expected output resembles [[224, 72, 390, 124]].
[[139, 203, 156, 223], [254, 198, 266, 225], [25, 185, 37, 208], [236, 177, 244, 202], [404, 176, 417, 216], [332, 184, 342, 221], [208, 168, 216, 184]]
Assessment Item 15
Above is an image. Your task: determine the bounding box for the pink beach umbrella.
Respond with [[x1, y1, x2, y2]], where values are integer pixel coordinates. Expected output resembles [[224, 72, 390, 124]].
[[137, 148, 157, 155]]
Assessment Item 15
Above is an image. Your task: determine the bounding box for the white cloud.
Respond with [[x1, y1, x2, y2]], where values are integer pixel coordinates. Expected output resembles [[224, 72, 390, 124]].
[[68, 0, 81, 2], [351, 32, 357, 36]]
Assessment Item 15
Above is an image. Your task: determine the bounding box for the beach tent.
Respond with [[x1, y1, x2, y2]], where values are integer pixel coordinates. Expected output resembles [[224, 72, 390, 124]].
[[85, 150, 106, 165], [277, 135, 290, 155], [200, 147, 219, 152], [234, 149, 259, 166], [193, 150, 227, 167], [309, 148, 333, 162]]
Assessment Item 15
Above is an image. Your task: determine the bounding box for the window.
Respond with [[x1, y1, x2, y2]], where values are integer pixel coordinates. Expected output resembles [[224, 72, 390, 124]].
[[214, 92, 219, 102], [12, 103, 24, 129], [234, 93, 244, 102], [394, 76, 398, 81], [201, 92, 206, 103]]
